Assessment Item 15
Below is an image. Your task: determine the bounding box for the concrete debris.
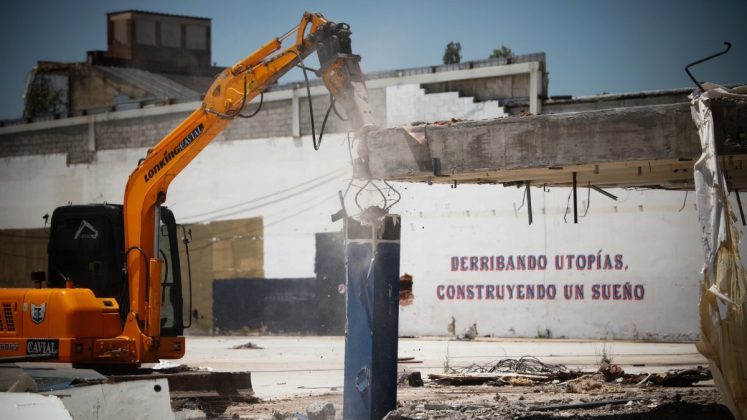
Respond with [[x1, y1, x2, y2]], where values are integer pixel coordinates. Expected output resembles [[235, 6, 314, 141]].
[[447, 356, 575, 378], [3, 363, 257, 419], [150, 361, 213, 373], [383, 409, 419, 420], [47, 378, 174, 420], [1, 371, 38, 393], [398, 371, 424, 387], [0, 393, 72, 420], [532, 395, 664, 412], [173, 407, 207, 420], [626, 367, 712, 387], [509, 377, 536, 387], [0, 364, 105, 393], [458, 323, 478, 340], [153, 360, 183, 370], [399, 273, 414, 306], [565, 374, 609, 393], [424, 403, 455, 410], [386, 388, 732, 419], [305, 401, 335, 420], [429, 357, 712, 392], [106, 371, 255, 417], [428, 373, 506, 386], [597, 359, 625, 381], [230, 341, 264, 350], [430, 356, 580, 386], [273, 411, 308, 420]]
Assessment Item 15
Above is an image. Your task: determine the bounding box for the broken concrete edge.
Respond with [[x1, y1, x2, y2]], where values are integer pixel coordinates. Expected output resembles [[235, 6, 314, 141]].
[[362, 103, 695, 177], [0, 393, 73, 419], [1, 378, 177, 420], [361, 157, 704, 189], [361, 99, 747, 189], [46, 378, 175, 420], [1, 365, 255, 418], [272, 401, 337, 420], [105, 370, 253, 395]]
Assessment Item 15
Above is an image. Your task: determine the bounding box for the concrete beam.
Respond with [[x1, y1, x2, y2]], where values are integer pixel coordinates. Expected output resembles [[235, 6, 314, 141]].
[[361, 102, 727, 190]]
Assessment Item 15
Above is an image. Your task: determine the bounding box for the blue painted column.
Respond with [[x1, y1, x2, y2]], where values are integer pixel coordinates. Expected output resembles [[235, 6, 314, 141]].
[[343, 212, 400, 420]]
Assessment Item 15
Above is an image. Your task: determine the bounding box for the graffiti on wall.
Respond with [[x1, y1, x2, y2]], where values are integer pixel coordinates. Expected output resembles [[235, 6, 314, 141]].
[[437, 252, 645, 302]]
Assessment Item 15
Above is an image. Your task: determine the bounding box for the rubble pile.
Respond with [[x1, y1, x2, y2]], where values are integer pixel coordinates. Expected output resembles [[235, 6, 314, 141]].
[[382, 359, 730, 420]]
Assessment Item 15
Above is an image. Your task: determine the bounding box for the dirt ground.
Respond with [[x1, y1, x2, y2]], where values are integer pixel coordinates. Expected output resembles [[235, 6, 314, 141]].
[[173, 336, 733, 419], [6, 336, 731, 419], [225, 380, 731, 419], [156, 336, 732, 420]]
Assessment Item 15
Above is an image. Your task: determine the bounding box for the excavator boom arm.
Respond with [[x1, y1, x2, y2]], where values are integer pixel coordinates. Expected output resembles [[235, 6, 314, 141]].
[[122, 12, 374, 340]]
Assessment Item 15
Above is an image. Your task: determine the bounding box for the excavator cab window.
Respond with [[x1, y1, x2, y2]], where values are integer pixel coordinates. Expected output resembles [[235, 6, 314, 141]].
[[48, 205, 127, 306], [158, 208, 184, 337]]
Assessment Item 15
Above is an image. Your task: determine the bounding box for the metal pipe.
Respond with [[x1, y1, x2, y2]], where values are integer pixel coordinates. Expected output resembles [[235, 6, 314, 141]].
[[526, 182, 533, 225], [572, 172, 578, 224], [591, 185, 618, 201], [736, 190, 746, 226]]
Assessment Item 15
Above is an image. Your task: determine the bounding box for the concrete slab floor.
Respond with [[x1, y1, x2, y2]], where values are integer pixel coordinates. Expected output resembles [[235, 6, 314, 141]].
[[178, 336, 708, 400]]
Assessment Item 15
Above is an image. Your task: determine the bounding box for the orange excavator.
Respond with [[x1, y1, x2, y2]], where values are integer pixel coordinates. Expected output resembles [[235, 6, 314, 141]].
[[0, 12, 374, 370]]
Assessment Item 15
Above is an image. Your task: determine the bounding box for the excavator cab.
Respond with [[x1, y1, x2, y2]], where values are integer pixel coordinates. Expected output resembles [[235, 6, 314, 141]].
[[46, 204, 185, 337]]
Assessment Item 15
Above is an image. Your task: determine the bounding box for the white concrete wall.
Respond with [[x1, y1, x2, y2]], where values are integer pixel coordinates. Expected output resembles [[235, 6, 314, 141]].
[[0, 135, 353, 279], [0, 84, 736, 340], [395, 183, 718, 341], [168, 135, 353, 278], [386, 84, 505, 126]]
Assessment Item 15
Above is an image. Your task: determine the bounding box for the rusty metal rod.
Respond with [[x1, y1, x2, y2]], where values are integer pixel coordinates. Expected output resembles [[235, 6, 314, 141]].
[[735, 190, 746, 226], [685, 42, 731, 93], [572, 172, 578, 224], [526, 182, 533, 225], [591, 185, 618, 201]]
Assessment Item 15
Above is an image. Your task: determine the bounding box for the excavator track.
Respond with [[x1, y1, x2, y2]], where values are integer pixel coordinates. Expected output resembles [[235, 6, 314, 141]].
[[104, 369, 257, 417]]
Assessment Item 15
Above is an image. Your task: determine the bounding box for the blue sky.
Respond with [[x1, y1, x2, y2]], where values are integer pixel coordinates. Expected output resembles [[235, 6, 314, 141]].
[[1, 0, 745, 119]]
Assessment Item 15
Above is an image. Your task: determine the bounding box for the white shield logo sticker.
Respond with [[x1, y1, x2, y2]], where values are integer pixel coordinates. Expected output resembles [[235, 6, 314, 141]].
[[31, 303, 46, 325], [74, 220, 99, 240]]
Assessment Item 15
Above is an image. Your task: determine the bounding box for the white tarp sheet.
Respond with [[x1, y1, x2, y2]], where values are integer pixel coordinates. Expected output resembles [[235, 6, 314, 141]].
[[692, 84, 747, 420]]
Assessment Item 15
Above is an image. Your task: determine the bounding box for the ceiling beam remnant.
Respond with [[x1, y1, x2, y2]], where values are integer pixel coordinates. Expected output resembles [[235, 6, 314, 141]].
[[361, 98, 747, 191]]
